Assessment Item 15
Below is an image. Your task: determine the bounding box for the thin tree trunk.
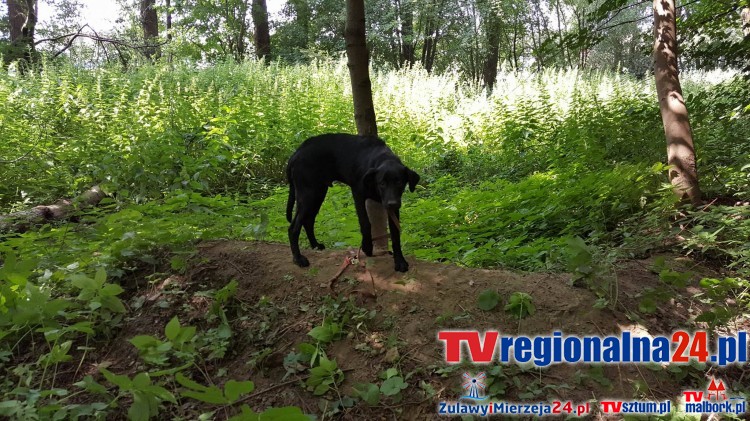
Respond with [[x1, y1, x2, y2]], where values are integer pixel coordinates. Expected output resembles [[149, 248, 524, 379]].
[[345, 0, 387, 251], [397, 0, 415, 68], [741, 7, 750, 37], [140, 0, 159, 59], [166, 0, 172, 41], [653, 0, 701, 205], [345, 0, 377, 137], [482, 8, 501, 92], [252, 0, 271, 61]]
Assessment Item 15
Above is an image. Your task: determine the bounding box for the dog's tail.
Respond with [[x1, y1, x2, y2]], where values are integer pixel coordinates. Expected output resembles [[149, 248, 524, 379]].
[[286, 164, 295, 223]]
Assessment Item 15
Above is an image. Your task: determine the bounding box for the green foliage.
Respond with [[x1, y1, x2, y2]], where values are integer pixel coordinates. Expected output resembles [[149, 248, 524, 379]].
[[694, 277, 750, 329], [352, 383, 380, 406], [504, 292, 535, 318], [175, 373, 253, 404], [100, 369, 176, 421], [305, 357, 343, 396], [129, 317, 197, 366], [477, 289, 500, 311], [307, 320, 343, 344], [70, 268, 126, 319]]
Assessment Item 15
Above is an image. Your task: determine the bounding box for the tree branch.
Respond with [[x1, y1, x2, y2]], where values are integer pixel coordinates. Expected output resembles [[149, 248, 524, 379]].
[[33, 24, 169, 60]]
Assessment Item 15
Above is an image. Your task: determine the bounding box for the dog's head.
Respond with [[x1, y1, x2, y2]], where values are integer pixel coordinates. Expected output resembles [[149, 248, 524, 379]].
[[364, 162, 420, 209]]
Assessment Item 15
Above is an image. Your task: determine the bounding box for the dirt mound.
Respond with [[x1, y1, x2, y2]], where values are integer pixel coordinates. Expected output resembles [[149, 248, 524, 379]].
[[91, 241, 731, 419]]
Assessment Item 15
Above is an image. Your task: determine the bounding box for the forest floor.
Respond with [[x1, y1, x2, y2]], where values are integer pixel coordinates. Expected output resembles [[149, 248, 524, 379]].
[[66, 241, 748, 419]]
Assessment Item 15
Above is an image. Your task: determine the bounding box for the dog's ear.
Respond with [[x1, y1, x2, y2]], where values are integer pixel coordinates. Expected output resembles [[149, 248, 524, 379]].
[[406, 168, 420, 192], [363, 168, 377, 189]]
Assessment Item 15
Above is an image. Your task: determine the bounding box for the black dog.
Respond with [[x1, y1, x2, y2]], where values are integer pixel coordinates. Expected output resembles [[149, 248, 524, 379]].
[[286, 133, 419, 272]]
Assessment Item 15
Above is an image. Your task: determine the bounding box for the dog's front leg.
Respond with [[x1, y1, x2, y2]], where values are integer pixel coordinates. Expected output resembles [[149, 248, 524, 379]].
[[353, 194, 374, 256], [388, 208, 408, 272]]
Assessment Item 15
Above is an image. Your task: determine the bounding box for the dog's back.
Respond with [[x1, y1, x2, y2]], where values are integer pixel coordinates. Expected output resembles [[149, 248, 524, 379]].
[[287, 133, 397, 187]]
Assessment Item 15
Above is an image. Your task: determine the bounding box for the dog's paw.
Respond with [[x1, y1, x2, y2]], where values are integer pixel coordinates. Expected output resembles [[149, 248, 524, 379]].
[[394, 258, 409, 272], [314, 243, 325, 250], [293, 255, 310, 267]]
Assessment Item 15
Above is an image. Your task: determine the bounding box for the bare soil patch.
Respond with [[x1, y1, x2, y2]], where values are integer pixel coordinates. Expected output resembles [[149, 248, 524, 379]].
[[72, 241, 745, 419]]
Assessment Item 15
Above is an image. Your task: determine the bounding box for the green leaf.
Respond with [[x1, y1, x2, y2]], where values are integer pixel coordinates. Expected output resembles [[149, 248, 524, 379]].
[[165, 316, 181, 341], [132, 373, 151, 389], [175, 373, 208, 392], [143, 385, 177, 403], [312, 383, 330, 396], [94, 267, 107, 284], [308, 326, 334, 343], [74, 375, 108, 395], [181, 387, 228, 404], [477, 289, 500, 311], [224, 380, 254, 402], [259, 406, 307, 420], [100, 368, 132, 390], [353, 383, 380, 405], [101, 283, 124, 296], [318, 357, 337, 372], [70, 275, 98, 292], [129, 335, 160, 349], [100, 295, 126, 313], [380, 376, 408, 396], [504, 292, 535, 318], [128, 391, 153, 421]]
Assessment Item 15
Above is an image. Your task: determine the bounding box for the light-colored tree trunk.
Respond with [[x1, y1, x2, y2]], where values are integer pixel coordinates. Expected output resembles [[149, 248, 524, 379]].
[[653, 0, 701, 205], [741, 7, 750, 37], [345, 0, 388, 252]]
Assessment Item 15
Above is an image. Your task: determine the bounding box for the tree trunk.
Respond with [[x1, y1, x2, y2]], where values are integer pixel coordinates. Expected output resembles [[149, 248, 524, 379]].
[[742, 7, 750, 37], [482, 8, 501, 93], [397, 0, 415, 68], [345, 0, 377, 137], [7, 0, 25, 41], [345, 0, 387, 252], [0, 186, 106, 233], [251, 0, 271, 61], [140, 0, 159, 59], [166, 0, 172, 41], [653, 0, 701, 205], [4, 0, 37, 67]]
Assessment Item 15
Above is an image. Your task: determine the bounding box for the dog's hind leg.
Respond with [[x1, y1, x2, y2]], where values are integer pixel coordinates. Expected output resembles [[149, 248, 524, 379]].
[[289, 215, 309, 267], [288, 197, 309, 267], [303, 186, 327, 250]]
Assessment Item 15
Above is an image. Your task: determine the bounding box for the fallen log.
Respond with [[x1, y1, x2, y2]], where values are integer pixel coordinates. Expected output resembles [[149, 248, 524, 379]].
[[0, 186, 106, 234]]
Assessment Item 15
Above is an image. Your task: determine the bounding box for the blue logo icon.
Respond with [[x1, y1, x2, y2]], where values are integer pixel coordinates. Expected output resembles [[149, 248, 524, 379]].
[[461, 372, 487, 401]]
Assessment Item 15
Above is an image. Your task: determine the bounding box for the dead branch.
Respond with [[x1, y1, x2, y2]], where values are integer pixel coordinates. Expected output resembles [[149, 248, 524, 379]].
[[0, 185, 106, 234], [34, 24, 168, 60]]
